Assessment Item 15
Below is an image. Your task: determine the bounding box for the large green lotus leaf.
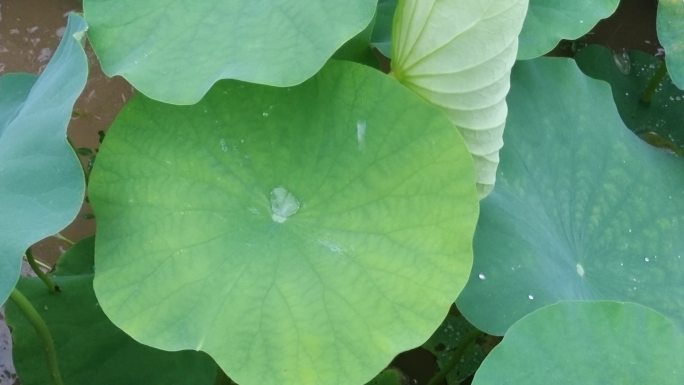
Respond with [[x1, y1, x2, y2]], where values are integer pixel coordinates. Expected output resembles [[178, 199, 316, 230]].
[[471, 301, 684, 385], [657, 0, 684, 89], [89, 60, 478, 385], [517, 0, 619, 60], [457, 58, 684, 336], [6, 237, 216, 385], [366, 369, 405, 385], [83, 0, 377, 105], [575, 45, 684, 153], [391, 0, 529, 197], [0, 14, 87, 306]]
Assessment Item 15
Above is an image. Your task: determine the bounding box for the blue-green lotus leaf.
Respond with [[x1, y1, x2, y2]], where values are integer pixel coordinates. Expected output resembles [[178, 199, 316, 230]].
[[472, 301, 684, 385], [657, 0, 684, 89], [575, 45, 684, 153], [457, 58, 684, 335], [83, 0, 377, 104], [391, 0, 529, 197], [6, 237, 216, 385], [0, 14, 87, 306], [371, 0, 397, 58], [517, 0, 619, 60], [89, 61, 479, 385]]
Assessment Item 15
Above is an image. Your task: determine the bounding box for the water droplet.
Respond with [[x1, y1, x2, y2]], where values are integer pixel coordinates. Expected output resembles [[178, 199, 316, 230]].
[[319, 239, 343, 254], [644, 257, 650, 262], [628, 228, 632, 233], [612, 50, 631, 74], [356, 120, 367, 148], [262, 112, 269, 117], [478, 273, 486, 280], [270, 187, 300, 223], [527, 294, 534, 300], [579, 19, 584, 24], [576, 263, 585, 277]]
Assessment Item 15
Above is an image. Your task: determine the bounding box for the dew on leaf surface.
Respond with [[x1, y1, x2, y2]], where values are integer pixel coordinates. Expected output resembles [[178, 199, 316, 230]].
[[612, 49, 631, 75], [319, 239, 343, 254], [270, 186, 300, 224], [356, 119, 366, 148]]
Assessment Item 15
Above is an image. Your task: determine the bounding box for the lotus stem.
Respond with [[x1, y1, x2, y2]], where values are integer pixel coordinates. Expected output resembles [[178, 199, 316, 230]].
[[52, 232, 75, 245], [25, 248, 59, 293], [640, 60, 668, 105], [9, 288, 64, 385]]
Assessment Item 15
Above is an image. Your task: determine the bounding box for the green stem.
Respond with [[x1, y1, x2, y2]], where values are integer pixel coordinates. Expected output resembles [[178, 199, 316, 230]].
[[426, 329, 482, 385], [640, 60, 668, 105], [52, 233, 75, 246], [26, 248, 59, 293], [9, 288, 64, 385]]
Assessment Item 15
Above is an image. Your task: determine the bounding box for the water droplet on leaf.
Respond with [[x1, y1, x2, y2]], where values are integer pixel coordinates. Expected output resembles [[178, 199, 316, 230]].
[[612, 50, 631, 75], [356, 120, 366, 149], [270, 187, 300, 223]]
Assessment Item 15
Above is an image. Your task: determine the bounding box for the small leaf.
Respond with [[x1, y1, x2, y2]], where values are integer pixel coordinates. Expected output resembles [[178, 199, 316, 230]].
[[89, 61, 479, 385], [457, 58, 684, 335], [391, 0, 529, 197], [657, 0, 684, 89], [83, 0, 377, 104], [517, 0, 619, 60], [5, 237, 216, 385], [423, 314, 484, 384], [0, 14, 87, 305], [472, 301, 684, 385]]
